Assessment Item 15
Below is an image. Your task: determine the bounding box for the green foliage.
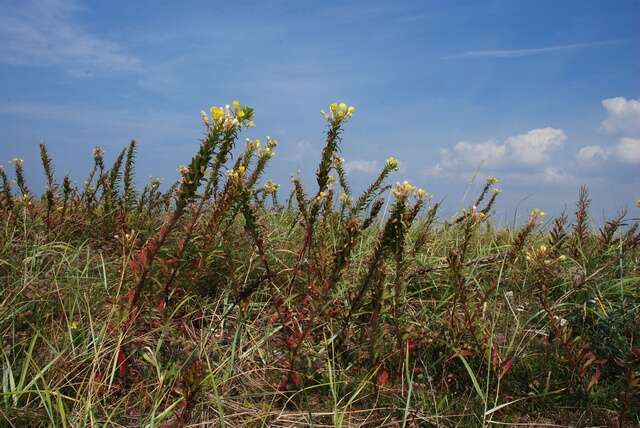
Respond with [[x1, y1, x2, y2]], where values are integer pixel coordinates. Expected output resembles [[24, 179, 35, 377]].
[[0, 101, 638, 426]]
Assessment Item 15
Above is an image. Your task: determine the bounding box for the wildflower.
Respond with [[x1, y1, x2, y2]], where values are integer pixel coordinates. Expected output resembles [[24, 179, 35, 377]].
[[263, 180, 279, 194], [92, 147, 104, 158], [553, 315, 568, 328], [210, 106, 225, 122], [487, 175, 498, 185], [529, 208, 545, 223], [266, 136, 278, 148], [386, 156, 400, 171], [493, 188, 502, 194], [328, 175, 336, 184], [321, 102, 355, 123], [238, 165, 246, 175], [416, 188, 430, 200], [393, 180, 415, 198], [339, 192, 352, 205], [11, 158, 24, 167], [232, 99, 240, 111], [200, 110, 209, 126], [318, 191, 327, 199]]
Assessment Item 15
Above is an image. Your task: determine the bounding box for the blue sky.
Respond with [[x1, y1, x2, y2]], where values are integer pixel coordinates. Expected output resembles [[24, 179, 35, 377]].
[[1, 0, 639, 221]]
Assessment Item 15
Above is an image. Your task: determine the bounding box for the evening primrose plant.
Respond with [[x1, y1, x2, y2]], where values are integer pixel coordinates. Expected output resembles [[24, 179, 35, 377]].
[[1, 100, 639, 426]]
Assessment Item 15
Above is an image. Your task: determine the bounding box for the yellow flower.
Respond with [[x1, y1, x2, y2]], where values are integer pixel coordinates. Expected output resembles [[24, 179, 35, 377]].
[[529, 208, 545, 222], [386, 156, 400, 170], [338, 102, 347, 115], [210, 106, 224, 122], [238, 165, 246, 175], [237, 110, 246, 118], [487, 175, 498, 185], [347, 106, 355, 115], [232, 100, 240, 111], [330, 102, 338, 112], [339, 192, 352, 204], [417, 188, 430, 200]]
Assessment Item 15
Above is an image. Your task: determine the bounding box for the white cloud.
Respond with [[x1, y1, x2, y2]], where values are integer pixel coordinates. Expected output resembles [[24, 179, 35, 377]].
[[428, 127, 566, 178], [344, 160, 379, 174], [439, 141, 506, 170], [506, 128, 567, 164], [601, 97, 640, 137], [446, 40, 625, 59], [576, 145, 608, 162], [613, 137, 640, 164], [542, 167, 569, 183], [0, 0, 142, 75]]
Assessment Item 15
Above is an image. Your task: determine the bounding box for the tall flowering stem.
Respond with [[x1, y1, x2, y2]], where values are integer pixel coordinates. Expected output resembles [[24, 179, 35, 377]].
[[127, 102, 253, 326], [0, 166, 13, 213]]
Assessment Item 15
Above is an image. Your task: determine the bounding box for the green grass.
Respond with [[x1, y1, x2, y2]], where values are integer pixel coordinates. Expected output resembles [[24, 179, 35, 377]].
[[0, 101, 638, 427]]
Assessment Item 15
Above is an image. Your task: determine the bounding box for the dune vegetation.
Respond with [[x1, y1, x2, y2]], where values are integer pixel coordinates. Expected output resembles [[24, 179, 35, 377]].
[[1, 101, 638, 427]]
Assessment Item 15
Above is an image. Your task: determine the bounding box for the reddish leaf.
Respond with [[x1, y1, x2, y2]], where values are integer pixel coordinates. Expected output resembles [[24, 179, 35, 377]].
[[587, 367, 602, 392], [117, 349, 127, 378], [376, 368, 389, 387], [290, 372, 301, 386], [157, 299, 167, 311], [499, 358, 514, 379], [128, 258, 141, 273], [407, 338, 417, 351]]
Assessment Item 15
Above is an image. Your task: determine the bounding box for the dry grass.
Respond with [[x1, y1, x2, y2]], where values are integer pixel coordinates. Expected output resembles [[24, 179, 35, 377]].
[[0, 101, 639, 427]]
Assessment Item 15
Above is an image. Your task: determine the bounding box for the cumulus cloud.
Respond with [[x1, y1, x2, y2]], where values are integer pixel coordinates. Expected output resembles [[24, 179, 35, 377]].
[[438, 141, 506, 170], [613, 137, 640, 163], [344, 160, 379, 173], [576, 145, 609, 162], [506, 128, 567, 164], [601, 97, 640, 137], [576, 97, 640, 164], [428, 127, 566, 178], [576, 139, 640, 164], [542, 167, 570, 183]]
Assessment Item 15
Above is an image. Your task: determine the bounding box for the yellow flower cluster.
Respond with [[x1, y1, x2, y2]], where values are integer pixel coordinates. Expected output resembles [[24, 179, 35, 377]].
[[263, 180, 279, 194], [321, 102, 355, 123], [487, 175, 498, 185], [201, 100, 255, 130], [255, 136, 278, 159], [339, 192, 352, 205], [526, 244, 566, 264], [529, 208, 546, 223], [393, 180, 415, 198], [386, 156, 400, 171], [227, 165, 246, 181]]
